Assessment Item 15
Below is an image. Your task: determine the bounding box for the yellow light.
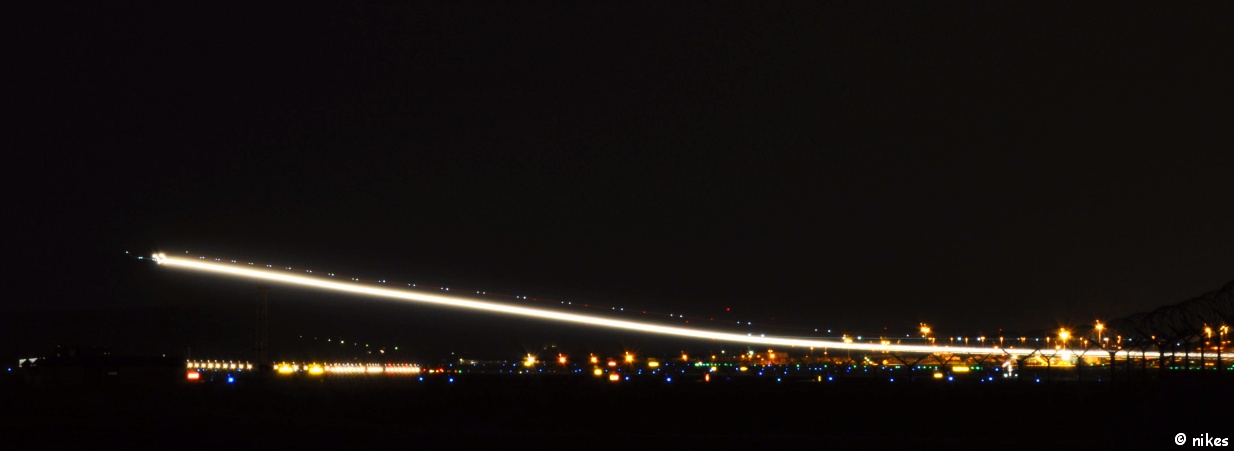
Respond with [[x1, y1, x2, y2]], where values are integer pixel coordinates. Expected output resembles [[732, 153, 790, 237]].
[[681, 353, 689, 361], [308, 365, 324, 375], [1058, 329, 1070, 342], [1095, 322, 1104, 332], [920, 324, 931, 335], [593, 368, 603, 376], [524, 355, 537, 367], [647, 360, 659, 368], [608, 373, 620, 382], [589, 355, 598, 364], [607, 360, 617, 367], [933, 372, 944, 379], [950, 365, 970, 373], [278, 366, 294, 375], [624, 353, 634, 363], [738, 366, 748, 372]]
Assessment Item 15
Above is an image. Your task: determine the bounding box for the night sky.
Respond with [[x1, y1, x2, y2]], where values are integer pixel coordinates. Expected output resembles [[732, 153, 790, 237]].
[[6, 4, 1232, 360]]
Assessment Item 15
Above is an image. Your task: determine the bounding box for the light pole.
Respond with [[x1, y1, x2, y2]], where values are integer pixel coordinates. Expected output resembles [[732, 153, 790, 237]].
[[1220, 326, 1229, 375], [1058, 328, 1071, 368], [1205, 325, 1213, 372]]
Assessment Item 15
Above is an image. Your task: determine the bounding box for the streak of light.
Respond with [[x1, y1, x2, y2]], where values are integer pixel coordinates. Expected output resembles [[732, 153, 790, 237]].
[[155, 253, 1201, 359]]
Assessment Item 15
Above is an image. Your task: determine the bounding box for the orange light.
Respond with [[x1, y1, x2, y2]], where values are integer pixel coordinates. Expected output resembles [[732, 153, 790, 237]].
[[558, 355, 567, 365], [608, 373, 620, 382], [186, 371, 200, 380], [589, 355, 598, 364]]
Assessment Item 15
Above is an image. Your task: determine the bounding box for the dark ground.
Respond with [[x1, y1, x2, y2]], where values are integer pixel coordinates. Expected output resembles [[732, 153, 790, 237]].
[[3, 373, 1231, 449]]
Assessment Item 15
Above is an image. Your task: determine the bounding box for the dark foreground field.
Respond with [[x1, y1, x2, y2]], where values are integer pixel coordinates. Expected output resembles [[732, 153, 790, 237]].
[[3, 374, 1231, 449]]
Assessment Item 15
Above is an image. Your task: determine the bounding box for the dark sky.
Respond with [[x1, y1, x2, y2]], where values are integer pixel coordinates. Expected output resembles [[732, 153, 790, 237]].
[[5, 4, 1232, 359]]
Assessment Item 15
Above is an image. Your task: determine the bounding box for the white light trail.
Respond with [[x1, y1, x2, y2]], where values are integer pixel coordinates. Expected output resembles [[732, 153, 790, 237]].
[[154, 253, 1207, 359]]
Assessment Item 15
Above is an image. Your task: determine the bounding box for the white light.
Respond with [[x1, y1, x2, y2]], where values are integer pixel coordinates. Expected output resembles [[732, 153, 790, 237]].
[[155, 254, 1177, 358]]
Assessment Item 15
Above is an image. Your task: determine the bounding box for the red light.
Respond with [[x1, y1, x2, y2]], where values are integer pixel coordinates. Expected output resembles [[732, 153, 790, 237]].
[[186, 371, 200, 380]]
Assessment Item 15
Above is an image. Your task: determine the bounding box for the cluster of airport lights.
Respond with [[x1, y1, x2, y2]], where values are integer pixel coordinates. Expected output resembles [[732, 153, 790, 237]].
[[181, 350, 1234, 385], [271, 363, 423, 375], [185, 360, 253, 381]]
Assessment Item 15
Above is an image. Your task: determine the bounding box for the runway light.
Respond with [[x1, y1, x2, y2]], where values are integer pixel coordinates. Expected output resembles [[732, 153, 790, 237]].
[[186, 371, 200, 381], [609, 373, 620, 382]]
